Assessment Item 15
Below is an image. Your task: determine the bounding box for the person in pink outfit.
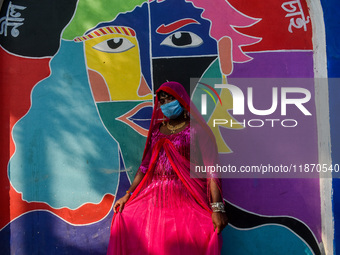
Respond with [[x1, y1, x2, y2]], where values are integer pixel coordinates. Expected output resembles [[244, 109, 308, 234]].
[[107, 81, 228, 255]]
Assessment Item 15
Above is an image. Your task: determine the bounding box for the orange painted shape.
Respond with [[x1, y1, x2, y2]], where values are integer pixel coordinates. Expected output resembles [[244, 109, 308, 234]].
[[138, 75, 152, 97], [88, 69, 111, 102], [1, 185, 115, 229], [218, 36, 233, 76]]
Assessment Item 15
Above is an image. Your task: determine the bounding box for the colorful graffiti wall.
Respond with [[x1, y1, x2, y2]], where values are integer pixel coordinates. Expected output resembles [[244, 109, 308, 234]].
[[0, 0, 338, 254]]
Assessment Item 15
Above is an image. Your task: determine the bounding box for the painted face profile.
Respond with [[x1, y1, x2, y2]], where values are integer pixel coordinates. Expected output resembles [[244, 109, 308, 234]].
[[75, 26, 152, 102]]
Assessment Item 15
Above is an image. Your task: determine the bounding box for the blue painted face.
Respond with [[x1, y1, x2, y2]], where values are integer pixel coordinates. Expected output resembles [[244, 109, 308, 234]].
[[160, 100, 184, 119], [150, 0, 218, 94], [150, 0, 218, 57]]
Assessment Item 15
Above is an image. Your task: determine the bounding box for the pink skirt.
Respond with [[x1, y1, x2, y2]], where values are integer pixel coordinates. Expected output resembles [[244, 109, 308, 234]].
[[107, 176, 221, 255]]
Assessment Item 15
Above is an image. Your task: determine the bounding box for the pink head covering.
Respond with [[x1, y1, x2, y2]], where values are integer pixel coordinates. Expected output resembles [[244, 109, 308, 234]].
[[142, 81, 216, 158]]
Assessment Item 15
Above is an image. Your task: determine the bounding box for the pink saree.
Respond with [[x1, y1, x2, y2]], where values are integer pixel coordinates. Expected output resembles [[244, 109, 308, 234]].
[[107, 82, 223, 255]]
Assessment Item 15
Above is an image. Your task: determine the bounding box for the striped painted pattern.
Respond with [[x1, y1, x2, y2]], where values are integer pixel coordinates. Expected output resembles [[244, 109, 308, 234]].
[[74, 26, 136, 42]]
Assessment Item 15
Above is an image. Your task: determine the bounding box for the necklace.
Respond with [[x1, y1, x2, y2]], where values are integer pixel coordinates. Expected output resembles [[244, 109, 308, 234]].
[[167, 121, 186, 134]]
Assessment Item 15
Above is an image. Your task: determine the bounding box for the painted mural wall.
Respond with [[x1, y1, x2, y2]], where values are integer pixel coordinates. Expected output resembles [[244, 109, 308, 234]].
[[0, 0, 337, 254]]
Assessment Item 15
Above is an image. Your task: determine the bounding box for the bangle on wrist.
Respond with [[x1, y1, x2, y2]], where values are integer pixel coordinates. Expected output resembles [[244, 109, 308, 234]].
[[210, 202, 226, 213], [126, 190, 132, 196]]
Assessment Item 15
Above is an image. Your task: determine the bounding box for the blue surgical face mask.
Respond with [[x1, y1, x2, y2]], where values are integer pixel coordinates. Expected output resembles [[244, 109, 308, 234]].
[[160, 100, 183, 119]]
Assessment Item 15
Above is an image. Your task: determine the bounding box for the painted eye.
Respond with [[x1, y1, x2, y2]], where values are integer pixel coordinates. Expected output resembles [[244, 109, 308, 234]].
[[93, 38, 135, 53], [160, 31, 203, 48]]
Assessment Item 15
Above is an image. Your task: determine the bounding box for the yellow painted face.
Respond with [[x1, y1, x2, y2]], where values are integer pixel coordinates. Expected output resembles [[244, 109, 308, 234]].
[[83, 28, 152, 101]]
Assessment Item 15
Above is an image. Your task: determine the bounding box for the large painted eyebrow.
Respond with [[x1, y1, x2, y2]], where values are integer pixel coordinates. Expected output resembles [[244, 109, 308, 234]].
[[156, 18, 200, 34]]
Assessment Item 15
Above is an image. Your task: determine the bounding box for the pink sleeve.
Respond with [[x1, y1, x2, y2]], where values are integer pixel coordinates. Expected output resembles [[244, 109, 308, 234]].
[[137, 126, 157, 174], [138, 148, 151, 174]]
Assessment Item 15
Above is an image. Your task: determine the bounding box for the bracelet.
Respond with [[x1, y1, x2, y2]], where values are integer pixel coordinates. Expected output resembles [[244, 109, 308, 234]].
[[126, 190, 132, 196], [210, 202, 226, 213]]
